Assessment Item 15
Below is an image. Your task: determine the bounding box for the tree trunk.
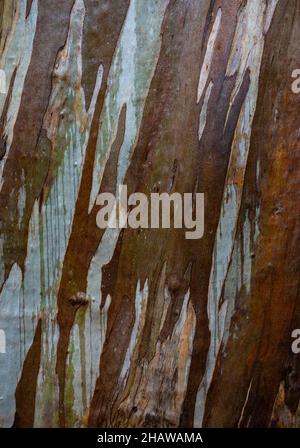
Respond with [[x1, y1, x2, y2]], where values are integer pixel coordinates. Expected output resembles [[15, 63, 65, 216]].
[[0, 0, 300, 428]]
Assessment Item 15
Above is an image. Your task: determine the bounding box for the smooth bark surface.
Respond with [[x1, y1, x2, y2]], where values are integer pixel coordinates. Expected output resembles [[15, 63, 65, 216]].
[[0, 0, 300, 428]]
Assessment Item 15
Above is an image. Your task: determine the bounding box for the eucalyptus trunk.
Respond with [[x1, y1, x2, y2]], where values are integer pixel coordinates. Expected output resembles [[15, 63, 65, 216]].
[[0, 0, 299, 429]]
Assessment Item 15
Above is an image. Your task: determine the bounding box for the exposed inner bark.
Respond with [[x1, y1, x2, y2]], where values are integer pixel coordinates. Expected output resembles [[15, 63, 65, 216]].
[[0, 0, 299, 429]]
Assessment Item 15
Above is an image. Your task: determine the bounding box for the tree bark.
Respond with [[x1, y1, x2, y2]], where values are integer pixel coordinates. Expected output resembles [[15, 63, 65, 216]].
[[0, 0, 300, 428]]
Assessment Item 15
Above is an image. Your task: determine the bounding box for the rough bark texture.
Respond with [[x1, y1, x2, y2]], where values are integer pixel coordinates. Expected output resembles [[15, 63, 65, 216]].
[[0, 0, 300, 428]]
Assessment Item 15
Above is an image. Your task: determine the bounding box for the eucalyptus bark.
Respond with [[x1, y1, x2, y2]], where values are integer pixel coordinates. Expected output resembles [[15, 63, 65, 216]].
[[0, 0, 300, 428]]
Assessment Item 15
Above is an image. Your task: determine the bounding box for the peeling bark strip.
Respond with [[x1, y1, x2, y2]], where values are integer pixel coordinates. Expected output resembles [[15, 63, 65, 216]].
[[0, 0, 300, 429]]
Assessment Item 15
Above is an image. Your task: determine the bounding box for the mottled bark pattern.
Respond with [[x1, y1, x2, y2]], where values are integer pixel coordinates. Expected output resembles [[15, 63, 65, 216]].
[[0, 0, 299, 428]]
